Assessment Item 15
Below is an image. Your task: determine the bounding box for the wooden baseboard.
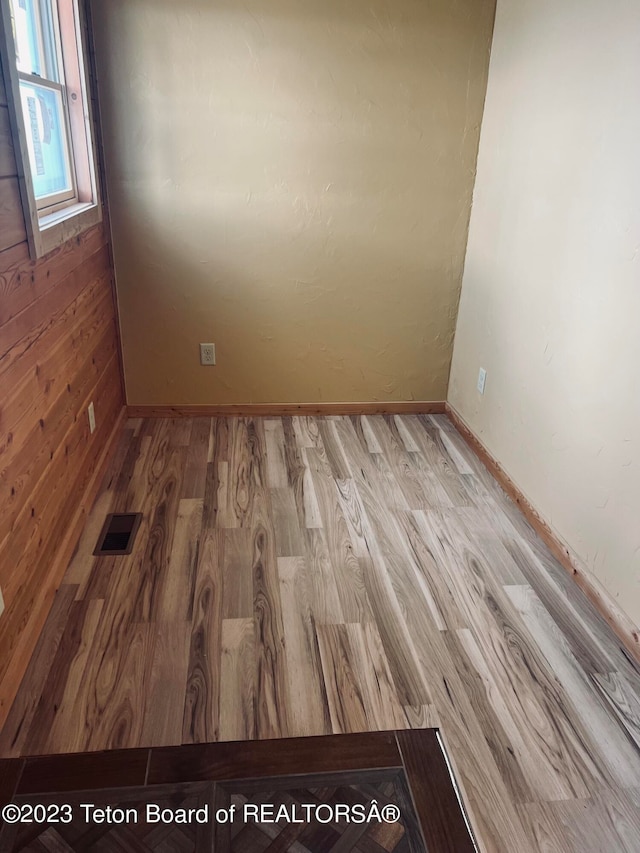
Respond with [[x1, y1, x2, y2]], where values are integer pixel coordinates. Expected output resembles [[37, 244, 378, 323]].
[[445, 403, 640, 665], [0, 406, 127, 732], [127, 401, 447, 418]]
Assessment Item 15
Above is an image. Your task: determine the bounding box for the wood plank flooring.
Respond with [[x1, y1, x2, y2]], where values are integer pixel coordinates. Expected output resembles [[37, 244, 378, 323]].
[[2, 414, 640, 852]]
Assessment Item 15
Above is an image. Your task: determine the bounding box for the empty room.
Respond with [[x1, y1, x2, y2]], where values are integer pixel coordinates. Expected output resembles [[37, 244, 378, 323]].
[[0, 0, 639, 850]]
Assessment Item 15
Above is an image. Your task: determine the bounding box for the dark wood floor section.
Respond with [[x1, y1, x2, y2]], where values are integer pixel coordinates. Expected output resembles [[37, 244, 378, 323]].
[[0, 730, 471, 852], [2, 414, 640, 851]]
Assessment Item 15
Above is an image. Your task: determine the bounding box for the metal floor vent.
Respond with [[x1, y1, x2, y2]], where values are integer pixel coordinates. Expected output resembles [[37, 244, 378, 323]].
[[93, 513, 143, 556]]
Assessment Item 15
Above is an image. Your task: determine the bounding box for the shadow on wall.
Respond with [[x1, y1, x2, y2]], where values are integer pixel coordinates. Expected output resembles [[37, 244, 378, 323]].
[[111, 194, 460, 404], [92, 0, 494, 404]]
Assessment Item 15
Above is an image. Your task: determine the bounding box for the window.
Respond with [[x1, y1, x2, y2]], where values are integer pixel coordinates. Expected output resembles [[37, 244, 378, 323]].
[[1, 0, 101, 257]]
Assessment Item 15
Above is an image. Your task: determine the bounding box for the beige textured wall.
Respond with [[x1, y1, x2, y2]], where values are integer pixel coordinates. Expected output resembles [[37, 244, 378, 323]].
[[90, 0, 494, 405], [450, 0, 640, 622]]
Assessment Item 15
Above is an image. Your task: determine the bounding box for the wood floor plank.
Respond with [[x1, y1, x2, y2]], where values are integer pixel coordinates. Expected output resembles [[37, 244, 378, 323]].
[[503, 536, 640, 687], [301, 529, 345, 624], [292, 416, 322, 450], [505, 584, 640, 788], [344, 622, 408, 731], [358, 555, 431, 709], [415, 638, 536, 851], [359, 416, 383, 454], [547, 795, 638, 853], [270, 487, 306, 558], [86, 620, 154, 752], [416, 508, 605, 802], [317, 624, 369, 735], [140, 622, 191, 747], [391, 415, 420, 453], [170, 417, 193, 447], [157, 498, 203, 623], [181, 417, 210, 499], [263, 419, 289, 488], [334, 479, 370, 559], [516, 801, 577, 853], [401, 416, 474, 507], [327, 432, 537, 847], [402, 706, 439, 728], [277, 557, 331, 738], [595, 787, 640, 853], [441, 628, 537, 806], [182, 530, 223, 744], [128, 446, 185, 624], [44, 599, 104, 755], [366, 416, 431, 510], [306, 447, 369, 623], [4, 414, 640, 853], [221, 529, 254, 620], [371, 452, 412, 511], [219, 618, 256, 741], [281, 420, 323, 529], [244, 419, 292, 740], [393, 512, 452, 631], [21, 596, 103, 756], [457, 626, 598, 801], [0, 586, 77, 757], [592, 670, 640, 752], [316, 419, 351, 480], [253, 517, 291, 739]]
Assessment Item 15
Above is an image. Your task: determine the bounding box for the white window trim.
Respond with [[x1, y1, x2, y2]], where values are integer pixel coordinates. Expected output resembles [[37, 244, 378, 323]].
[[0, 0, 102, 260]]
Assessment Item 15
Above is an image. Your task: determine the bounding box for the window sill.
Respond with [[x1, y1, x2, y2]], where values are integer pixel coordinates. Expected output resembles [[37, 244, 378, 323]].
[[31, 200, 103, 259], [39, 201, 95, 230]]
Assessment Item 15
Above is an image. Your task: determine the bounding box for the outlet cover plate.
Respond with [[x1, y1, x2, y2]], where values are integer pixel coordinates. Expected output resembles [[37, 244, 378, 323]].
[[200, 343, 216, 365], [477, 367, 487, 395]]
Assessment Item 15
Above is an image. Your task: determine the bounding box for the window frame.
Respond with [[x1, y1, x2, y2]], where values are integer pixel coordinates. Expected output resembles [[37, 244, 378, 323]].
[[18, 70, 79, 211], [0, 0, 102, 259]]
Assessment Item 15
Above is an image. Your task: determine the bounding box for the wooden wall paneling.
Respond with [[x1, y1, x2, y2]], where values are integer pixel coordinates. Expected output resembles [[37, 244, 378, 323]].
[[0, 271, 117, 590], [0, 243, 110, 363], [0, 225, 110, 327], [0, 177, 26, 250], [0, 223, 106, 327], [0, 274, 115, 534], [0, 105, 16, 177], [0, 32, 124, 728]]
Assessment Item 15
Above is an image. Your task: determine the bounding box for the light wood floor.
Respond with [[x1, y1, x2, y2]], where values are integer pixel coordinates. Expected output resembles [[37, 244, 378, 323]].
[[2, 414, 640, 852]]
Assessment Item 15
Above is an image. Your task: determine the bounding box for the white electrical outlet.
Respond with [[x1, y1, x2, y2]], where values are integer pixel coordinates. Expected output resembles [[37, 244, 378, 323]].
[[88, 401, 96, 434], [477, 367, 487, 395], [0, 586, 4, 618], [200, 343, 216, 365]]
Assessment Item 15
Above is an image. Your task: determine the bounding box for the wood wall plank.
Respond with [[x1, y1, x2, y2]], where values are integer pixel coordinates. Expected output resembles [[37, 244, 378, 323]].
[[0, 177, 26, 251], [0, 106, 16, 178], [0, 49, 124, 731], [0, 223, 106, 327]]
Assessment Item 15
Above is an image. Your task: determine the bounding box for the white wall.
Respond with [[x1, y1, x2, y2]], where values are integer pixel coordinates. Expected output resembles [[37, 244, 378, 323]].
[[449, 0, 640, 623]]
